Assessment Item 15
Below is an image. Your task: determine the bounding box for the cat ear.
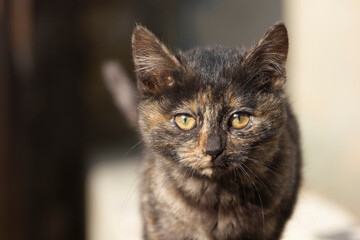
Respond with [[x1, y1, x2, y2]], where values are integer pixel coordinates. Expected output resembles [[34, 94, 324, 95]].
[[132, 25, 181, 95], [242, 22, 288, 91]]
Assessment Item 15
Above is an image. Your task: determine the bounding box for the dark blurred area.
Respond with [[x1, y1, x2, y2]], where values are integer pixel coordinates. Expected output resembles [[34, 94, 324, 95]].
[[0, 0, 281, 239]]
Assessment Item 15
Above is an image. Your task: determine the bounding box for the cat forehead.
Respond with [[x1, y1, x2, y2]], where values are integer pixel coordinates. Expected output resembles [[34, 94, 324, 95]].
[[176, 86, 239, 113], [180, 46, 246, 80], [182, 46, 245, 63]]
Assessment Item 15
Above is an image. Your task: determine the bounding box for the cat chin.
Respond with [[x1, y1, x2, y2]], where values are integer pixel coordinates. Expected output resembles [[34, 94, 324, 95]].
[[198, 167, 214, 177], [181, 154, 235, 178], [192, 165, 233, 179]]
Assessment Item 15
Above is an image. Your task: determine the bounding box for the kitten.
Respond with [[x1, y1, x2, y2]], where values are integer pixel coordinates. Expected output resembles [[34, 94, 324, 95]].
[[105, 22, 301, 240]]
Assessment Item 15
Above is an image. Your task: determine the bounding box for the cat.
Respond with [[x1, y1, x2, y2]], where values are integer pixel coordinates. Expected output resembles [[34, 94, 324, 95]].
[[104, 22, 301, 240]]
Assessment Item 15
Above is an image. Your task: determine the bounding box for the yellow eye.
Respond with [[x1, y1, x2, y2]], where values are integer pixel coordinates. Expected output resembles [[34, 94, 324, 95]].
[[230, 113, 250, 129], [175, 114, 197, 130]]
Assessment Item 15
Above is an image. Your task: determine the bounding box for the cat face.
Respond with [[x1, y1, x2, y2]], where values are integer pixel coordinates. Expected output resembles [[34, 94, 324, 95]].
[[133, 23, 288, 178]]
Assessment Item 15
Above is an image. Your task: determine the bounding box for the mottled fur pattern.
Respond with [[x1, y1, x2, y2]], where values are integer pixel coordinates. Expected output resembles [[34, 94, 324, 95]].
[[119, 23, 301, 240]]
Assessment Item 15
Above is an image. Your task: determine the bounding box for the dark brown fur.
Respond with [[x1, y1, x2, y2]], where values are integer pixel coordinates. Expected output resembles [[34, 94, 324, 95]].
[[109, 23, 301, 240]]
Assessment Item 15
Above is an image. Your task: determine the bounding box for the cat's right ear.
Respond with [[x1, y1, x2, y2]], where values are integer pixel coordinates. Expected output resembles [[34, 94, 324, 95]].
[[132, 26, 181, 96]]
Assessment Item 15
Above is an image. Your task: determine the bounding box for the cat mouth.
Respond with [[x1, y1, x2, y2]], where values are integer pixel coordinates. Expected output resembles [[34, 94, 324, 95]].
[[197, 159, 230, 177], [211, 153, 229, 168], [182, 153, 229, 177]]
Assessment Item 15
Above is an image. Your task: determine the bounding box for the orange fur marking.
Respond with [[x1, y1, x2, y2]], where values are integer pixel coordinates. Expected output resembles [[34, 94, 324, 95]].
[[198, 129, 208, 154], [198, 92, 207, 106], [148, 113, 171, 130], [189, 100, 197, 113], [229, 97, 236, 108]]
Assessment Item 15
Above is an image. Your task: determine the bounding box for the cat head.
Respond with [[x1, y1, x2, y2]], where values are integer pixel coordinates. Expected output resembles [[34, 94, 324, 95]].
[[132, 23, 289, 178]]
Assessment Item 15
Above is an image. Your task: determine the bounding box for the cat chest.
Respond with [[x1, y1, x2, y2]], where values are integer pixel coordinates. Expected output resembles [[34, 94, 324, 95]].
[[160, 190, 250, 239]]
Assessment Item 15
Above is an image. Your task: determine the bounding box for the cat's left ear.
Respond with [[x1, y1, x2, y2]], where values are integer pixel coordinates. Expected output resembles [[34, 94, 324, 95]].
[[132, 25, 181, 96], [242, 22, 288, 91]]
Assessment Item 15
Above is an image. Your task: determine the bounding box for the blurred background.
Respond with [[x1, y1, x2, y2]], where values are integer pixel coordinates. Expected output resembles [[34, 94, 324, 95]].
[[1, 0, 360, 239]]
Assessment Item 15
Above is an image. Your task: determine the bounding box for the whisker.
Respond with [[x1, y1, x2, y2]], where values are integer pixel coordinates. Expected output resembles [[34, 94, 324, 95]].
[[235, 167, 247, 202], [243, 159, 286, 225], [120, 159, 175, 211], [154, 181, 167, 208], [243, 156, 282, 180], [124, 140, 143, 155], [238, 163, 265, 240]]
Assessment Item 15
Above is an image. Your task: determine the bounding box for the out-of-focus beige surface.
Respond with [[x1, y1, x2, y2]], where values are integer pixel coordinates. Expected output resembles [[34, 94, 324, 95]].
[[87, 157, 360, 240], [87, 157, 142, 240], [285, 0, 360, 218]]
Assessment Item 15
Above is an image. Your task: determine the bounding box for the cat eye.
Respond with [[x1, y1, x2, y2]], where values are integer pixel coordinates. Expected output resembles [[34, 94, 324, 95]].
[[229, 113, 250, 129], [175, 114, 197, 131]]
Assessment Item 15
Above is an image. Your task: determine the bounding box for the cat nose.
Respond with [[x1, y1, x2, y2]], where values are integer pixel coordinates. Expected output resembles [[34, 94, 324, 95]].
[[205, 134, 223, 159], [206, 148, 223, 159]]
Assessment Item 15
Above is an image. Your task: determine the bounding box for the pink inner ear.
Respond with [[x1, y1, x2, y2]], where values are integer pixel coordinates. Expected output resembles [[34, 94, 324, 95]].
[[141, 74, 175, 95]]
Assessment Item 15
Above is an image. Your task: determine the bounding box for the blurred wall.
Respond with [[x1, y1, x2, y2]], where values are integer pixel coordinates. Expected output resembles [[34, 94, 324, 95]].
[[1, 1, 86, 239], [285, 0, 360, 218], [193, 0, 282, 48]]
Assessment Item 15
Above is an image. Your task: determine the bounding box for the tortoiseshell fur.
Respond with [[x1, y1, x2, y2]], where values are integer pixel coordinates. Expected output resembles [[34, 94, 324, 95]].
[[116, 23, 302, 240]]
